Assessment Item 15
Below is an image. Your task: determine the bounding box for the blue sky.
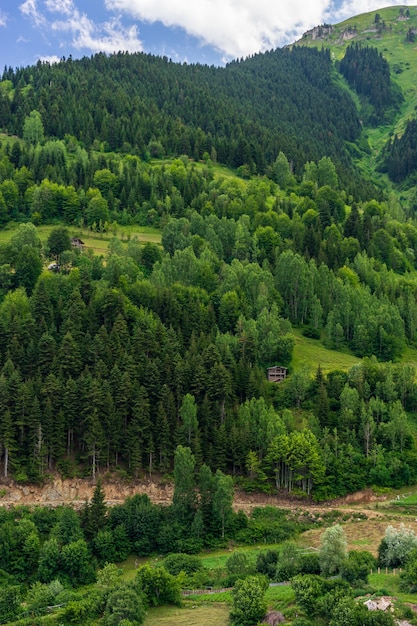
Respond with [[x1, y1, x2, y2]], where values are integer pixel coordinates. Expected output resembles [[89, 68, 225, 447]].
[[0, 0, 415, 70]]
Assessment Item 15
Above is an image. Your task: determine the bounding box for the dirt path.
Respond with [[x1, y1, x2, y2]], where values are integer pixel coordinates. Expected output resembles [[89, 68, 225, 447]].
[[232, 487, 391, 519]]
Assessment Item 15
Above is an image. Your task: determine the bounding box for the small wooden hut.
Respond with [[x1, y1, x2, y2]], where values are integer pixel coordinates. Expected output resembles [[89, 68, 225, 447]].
[[267, 366, 287, 383]]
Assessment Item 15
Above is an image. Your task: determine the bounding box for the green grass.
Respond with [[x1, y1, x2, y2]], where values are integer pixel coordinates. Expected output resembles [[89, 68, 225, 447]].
[[391, 493, 417, 505], [199, 552, 231, 570], [0, 222, 161, 255], [184, 591, 232, 603], [265, 584, 296, 610], [368, 573, 417, 604], [291, 329, 360, 373], [401, 345, 417, 370], [143, 603, 230, 626], [291, 328, 417, 376], [294, 5, 417, 192]]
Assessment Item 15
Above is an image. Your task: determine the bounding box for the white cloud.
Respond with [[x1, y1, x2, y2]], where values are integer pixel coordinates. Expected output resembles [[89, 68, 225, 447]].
[[36, 54, 61, 63], [19, 0, 47, 27], [0, 10, 7, 27], [104, 0, 332, 57], [20, 0, 143, 55], [19, 0, 417, 63], [44, 0, 74, 16], [51, 13, 143, 54], [103, 0, 417, 58]]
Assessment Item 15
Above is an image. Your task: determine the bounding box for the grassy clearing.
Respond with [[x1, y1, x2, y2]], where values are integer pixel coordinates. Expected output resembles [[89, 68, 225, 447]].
[[265, 584, 296, 610], [291, 329, 417, 376], [159, 586, 295, 625], [368, 573, 417, 604], [143, 603, 230, 626], [291, 329, 360, 373], [401, 346, 417, 370], [116, 554, 157, 582], [199, 545, 284, 571], [185, 591, 232, 604], [299, 518, 405, 557], [391, 493, 417, 506], [0, 222, 161, 255]]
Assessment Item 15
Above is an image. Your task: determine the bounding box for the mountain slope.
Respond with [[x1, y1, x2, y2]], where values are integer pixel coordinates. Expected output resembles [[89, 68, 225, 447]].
[[294, 6, 417, 193], [1, 47, 369, 196]]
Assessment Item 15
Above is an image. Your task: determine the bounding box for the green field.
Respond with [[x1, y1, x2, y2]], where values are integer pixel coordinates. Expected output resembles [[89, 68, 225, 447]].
[[291, 329, 417, 376], [143, 582, 295, 626], [0, 222, 161, 255], [291, 329, 360, 373], [393, 493, 417, 505], [144, 603, 229, 626], [368, 572, 417, 604]]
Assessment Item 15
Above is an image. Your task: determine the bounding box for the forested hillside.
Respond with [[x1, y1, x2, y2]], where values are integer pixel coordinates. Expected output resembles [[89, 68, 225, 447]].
[[0, 34, 417, 505], [294, 5, 417, 192], [2, 15, 417, 624], [0, 47, 375, 198]]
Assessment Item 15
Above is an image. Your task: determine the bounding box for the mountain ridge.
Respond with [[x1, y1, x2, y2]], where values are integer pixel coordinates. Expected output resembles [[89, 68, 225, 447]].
[[293, 5, 417, 195]]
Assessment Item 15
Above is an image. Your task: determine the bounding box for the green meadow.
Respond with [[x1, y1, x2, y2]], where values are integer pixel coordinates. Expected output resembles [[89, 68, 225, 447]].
[[291, 329, 360, 373], [0, 222, 161, 255]]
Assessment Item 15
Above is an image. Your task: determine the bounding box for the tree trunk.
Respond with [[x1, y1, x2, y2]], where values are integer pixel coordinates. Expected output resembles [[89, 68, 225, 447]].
[[4, 447, 8, 478]]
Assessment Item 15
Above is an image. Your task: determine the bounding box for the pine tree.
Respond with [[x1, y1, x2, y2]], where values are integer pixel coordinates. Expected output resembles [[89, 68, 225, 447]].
[[172, 445, 196, 527]]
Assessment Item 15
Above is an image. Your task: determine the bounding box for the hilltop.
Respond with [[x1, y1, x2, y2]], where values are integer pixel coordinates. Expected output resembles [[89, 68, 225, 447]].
[[294, 6, 417, 195]]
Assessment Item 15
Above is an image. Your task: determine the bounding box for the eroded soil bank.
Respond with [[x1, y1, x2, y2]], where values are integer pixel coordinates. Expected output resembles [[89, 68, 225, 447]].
[[0, 476, 388, 515]]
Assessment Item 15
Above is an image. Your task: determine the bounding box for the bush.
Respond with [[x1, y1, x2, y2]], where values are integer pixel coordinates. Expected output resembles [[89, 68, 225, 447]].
[[299, 553, 321, 575], [340, 550, 375, 585], [302, 326, 321, 339], [275, 542, 302, 581], [0, 585, 20, 623], [256, 549, 279, 579], [230, 575, 268, 626], [225, 552, 254, 585], [163, 553, 204, 577], [237, 507, 297, 545], [104, 584, 145, 626], [378, 524, 417, 567], [135, 564, 181, 607]]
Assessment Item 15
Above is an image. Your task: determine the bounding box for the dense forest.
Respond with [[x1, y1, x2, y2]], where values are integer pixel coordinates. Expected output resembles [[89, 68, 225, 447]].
[[338, 43, 403, 125], [1, 25, 417, 625], [0, 121, 416, 500], [380, 117, 417, 183], [0, 46, 378, 199], [1, 41, 417, 499]]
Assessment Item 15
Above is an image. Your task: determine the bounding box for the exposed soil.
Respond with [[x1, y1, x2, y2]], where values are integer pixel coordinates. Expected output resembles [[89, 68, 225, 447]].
[[0, 476, 408, 555], [0, 475, 175, 509], [0, 475, 388, 515], [232, 487, 389, 517]]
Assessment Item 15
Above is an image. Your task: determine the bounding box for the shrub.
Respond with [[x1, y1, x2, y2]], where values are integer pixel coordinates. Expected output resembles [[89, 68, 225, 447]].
[[256, 550, 279, 579], [230, 575, 268, 626], [378, 524, 417, 567], [163, 553, 204, 577]]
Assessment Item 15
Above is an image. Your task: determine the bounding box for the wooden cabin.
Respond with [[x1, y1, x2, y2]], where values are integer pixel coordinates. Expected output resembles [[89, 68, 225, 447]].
[[267, 366, 287, 383], [70, 237, 85, 250]]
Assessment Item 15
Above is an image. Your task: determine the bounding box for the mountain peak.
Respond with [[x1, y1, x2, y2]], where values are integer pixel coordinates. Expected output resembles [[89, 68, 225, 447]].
[[295, 5, 416, 49]]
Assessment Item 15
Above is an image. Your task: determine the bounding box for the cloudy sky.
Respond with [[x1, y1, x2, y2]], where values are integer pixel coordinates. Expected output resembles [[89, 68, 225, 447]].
[[0, 0, 415, 69]]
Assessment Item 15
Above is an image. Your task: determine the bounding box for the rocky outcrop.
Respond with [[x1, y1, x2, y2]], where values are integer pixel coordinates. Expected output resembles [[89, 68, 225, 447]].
[[0, 476, 174, 508]]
